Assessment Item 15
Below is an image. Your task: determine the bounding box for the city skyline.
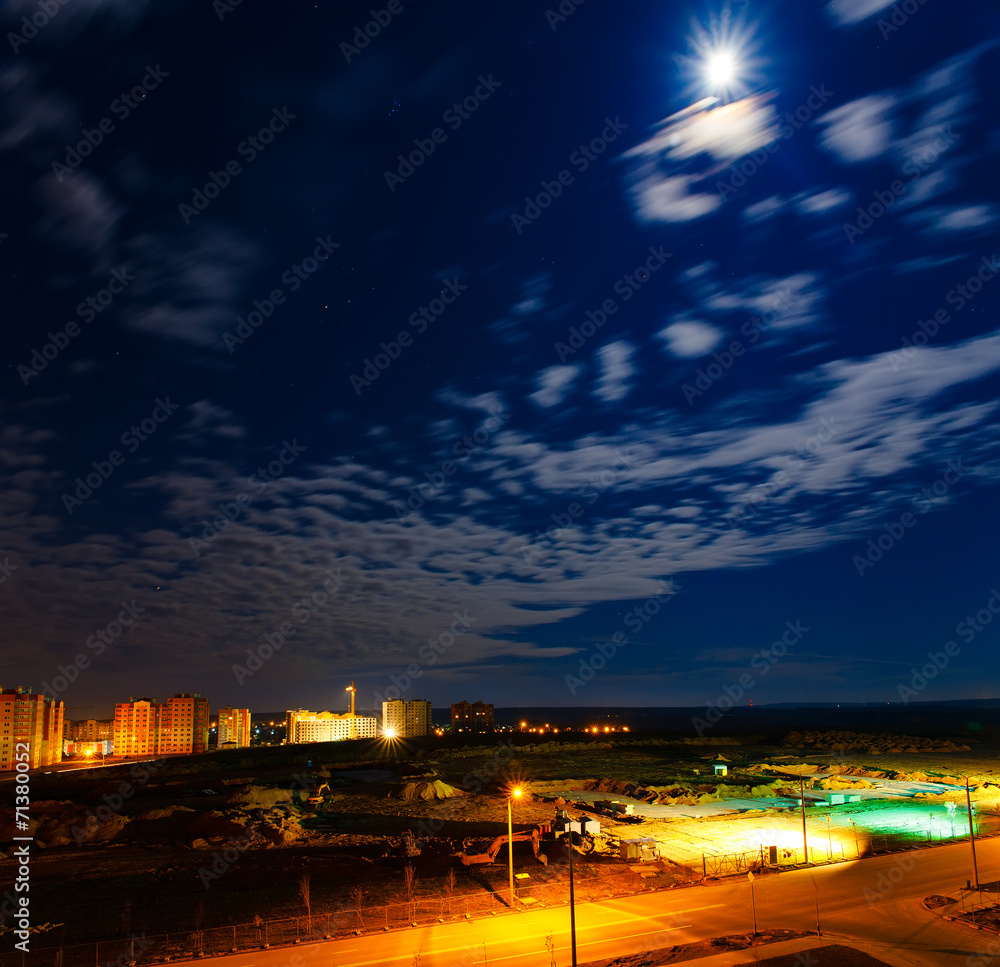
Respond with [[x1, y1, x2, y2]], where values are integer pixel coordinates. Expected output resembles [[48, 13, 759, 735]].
[[2, 0, 998, 711]]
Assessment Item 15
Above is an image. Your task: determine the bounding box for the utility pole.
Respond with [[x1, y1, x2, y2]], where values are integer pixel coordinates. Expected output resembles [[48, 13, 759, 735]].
[[568, 831, 578, 967], [800, 778, 809, 863], [966, 777, 980, 890]]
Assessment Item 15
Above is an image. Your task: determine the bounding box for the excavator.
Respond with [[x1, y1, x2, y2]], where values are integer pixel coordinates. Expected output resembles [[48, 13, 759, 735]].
[[460, 828, 547, 866], [459, 810, 598, 866], [306, 781, 331, 805]]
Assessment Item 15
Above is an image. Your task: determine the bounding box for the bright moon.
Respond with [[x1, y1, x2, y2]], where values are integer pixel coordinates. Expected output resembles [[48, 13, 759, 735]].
[[706, 51, 736, 86]]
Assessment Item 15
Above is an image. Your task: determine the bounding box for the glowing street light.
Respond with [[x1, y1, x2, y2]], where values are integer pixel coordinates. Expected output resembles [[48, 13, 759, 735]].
[[507, 786, 522, 906]]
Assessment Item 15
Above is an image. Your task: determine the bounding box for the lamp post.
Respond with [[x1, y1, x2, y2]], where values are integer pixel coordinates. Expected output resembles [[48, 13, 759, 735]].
[[966, 777, 980, 891], [568, 825, 578, 967], [507, 787, 522, 907], [800, 778, 809, 864], [747, 871, 757, 935]]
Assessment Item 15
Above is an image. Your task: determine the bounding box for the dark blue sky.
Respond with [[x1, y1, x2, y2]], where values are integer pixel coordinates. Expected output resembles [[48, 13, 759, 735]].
[[2, 0, 999, 718]]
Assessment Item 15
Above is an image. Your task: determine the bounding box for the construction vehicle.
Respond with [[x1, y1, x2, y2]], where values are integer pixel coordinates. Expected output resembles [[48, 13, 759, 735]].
[[306, 781, 330, 805], [459, 810, 600, 866], [461, 828, 546, 866]]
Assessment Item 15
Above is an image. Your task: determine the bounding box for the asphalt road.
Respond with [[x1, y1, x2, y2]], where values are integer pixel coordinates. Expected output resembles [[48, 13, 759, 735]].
[[174, 837, 999, 967]]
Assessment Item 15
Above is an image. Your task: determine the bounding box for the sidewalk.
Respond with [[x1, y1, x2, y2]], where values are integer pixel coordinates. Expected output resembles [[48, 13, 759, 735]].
[[635, 934, 908, 966]]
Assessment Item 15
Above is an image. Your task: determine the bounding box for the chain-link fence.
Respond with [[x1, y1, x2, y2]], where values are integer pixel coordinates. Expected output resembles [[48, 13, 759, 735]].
[[0, 863, 687, 967]]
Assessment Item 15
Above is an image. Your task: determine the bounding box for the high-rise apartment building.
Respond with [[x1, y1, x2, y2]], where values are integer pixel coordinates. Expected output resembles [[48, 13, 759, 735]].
[[217, 707, 251, 748], [112, 693, 209, 757], [451, 700, 494, 732], [65, 719, 113, 742], [285, 709, 377, 743], [382, 699, 432, 738], [0, 687, 64, 770]]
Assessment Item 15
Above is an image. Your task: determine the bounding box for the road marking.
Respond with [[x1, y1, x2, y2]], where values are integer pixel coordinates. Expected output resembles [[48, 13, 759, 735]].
[[336, 921, 695, 966]]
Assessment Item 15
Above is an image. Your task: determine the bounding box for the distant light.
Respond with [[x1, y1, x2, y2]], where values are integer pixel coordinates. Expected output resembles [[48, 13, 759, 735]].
[[384, 727, 397, 739]]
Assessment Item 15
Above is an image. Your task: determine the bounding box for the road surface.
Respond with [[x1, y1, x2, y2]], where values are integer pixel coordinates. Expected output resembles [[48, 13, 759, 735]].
[[173, 837, 999, 967]]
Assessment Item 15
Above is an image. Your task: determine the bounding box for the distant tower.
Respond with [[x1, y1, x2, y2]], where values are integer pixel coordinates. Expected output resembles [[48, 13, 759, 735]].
[[346, 681, 357, 739]]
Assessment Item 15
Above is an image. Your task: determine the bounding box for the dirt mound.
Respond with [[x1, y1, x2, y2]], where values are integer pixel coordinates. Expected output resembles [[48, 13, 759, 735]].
[[783, 730, 970, 754], [399, 780, 465, 800], [226, 785, 294, 809]]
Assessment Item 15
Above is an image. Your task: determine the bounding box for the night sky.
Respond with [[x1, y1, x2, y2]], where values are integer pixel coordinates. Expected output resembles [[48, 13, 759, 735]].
[[3, 0, 999, 719]]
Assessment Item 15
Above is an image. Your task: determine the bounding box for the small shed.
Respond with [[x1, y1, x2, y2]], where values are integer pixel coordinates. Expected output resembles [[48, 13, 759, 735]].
[[713, 762, 729, 776], [620, 837, 658, 862]]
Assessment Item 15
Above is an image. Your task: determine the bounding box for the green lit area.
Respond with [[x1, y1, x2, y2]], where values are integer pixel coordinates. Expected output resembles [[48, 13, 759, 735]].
[[845, 803, 978, 843]]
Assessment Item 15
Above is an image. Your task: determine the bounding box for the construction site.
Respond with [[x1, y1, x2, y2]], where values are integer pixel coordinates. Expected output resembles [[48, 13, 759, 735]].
[[2, 725, 999, 966]]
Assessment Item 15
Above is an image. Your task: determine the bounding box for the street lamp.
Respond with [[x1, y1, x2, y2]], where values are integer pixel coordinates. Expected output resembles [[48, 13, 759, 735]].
[[507, 787, 522, 906], [966, 777, 980, 891]]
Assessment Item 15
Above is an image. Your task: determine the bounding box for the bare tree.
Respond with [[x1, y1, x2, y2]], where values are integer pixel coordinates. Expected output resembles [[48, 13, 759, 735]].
[[192, 898, 205, 952], [350, 884, 366, 930], [404, 863, 417, 918], [298, 873, 312, 934], [445, 868, 456, 915]]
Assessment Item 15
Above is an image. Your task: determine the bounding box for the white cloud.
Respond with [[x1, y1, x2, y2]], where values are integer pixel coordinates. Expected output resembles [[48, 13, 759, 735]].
[[658, 320, 724, 358], [530, 365, 580, 408], [825, 0, 896, 26], [594, 341, 636, 403], [796, 188, 852, 214], [629, 171, 722, 223], [743, 196, 785, 224], [817, 95, 897, 164]]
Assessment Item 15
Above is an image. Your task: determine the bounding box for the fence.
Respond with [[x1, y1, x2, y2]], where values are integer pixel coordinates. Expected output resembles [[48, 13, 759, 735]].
[[702, 814, 1000, 878], [0, 865, 685, 967]]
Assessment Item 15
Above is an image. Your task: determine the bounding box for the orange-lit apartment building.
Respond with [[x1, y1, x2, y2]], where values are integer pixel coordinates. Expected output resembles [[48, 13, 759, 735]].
[[0, 687, 64, 770], [112, 693, 209, 758], [217, 707, 251, 748]]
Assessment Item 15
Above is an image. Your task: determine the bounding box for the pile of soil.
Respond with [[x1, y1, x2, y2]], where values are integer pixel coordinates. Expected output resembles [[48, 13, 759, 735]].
[[399, 780, 465, 800], [784, 730, 971, 754]]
